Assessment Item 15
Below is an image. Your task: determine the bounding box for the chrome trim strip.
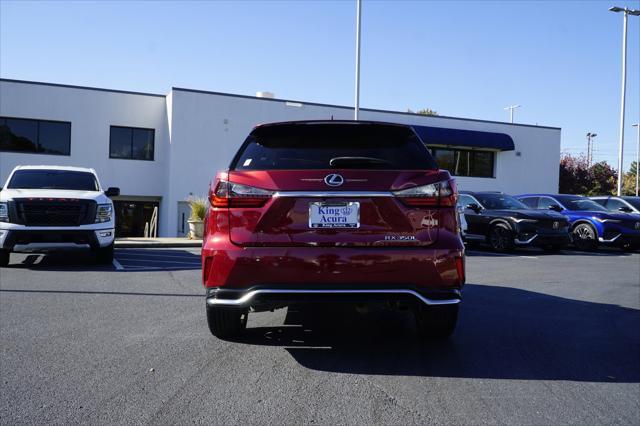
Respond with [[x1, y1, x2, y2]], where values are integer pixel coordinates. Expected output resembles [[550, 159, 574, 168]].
[[273, 191, 394, 198], [599, 233, 622, 243], [207, 289, 461, 307], [515, 234, 538, 245], [463, 234, 485, 241]]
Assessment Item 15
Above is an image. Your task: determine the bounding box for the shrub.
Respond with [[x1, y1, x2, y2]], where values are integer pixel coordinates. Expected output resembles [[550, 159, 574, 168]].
[[188, 197, 207, 221]]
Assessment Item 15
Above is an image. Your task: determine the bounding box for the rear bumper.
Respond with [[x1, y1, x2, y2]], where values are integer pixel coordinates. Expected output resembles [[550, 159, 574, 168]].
[[202, 237, 465, 291], [206, 286, 461, 307], [0, 229, 114, 251]]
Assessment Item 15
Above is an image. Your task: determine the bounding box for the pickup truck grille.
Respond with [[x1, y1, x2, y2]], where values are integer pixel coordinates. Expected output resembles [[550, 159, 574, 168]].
[[13, 199, 96, 226]]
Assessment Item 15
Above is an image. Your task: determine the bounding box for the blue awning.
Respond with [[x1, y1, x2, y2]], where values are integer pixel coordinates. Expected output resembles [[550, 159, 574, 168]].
[[412, 125, 515, 151]]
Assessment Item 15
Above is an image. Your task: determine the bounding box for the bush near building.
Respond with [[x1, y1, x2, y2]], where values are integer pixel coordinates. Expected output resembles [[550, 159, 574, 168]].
[[559, 154, 638, 196]]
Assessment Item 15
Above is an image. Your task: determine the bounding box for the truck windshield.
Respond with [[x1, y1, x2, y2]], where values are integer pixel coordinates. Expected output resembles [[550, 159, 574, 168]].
[[231, 123, 437, 170], [8, 170, 99, 191]]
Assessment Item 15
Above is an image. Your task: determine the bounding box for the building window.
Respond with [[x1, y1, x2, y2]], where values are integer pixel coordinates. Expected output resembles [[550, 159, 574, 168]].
[[109, 126, 154, 161], [0, 117, 71, 155], [430, 148, 495, 178]]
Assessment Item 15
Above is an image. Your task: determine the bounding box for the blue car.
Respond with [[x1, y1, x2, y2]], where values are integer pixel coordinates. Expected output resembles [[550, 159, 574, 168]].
[[516, 194, 640, 251]]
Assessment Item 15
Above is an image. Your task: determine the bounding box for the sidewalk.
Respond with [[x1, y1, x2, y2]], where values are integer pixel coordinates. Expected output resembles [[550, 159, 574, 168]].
[[114, 237, 203, 248]]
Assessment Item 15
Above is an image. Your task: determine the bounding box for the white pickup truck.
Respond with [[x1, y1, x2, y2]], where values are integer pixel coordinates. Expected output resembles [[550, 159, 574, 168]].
[[0, 165, 119, 267]]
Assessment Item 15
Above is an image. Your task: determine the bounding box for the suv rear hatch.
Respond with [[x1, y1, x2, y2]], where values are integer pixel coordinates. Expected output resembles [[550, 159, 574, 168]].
[[211, 122, 456, 247]]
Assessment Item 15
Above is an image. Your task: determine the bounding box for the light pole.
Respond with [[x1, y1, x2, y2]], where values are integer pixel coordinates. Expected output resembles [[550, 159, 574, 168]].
[[633, 123, 640, 196], [609, 6, 640, 195], [354, 0, 362, 120], [587, 132, 597, 166], [504, 105, 521, 123]]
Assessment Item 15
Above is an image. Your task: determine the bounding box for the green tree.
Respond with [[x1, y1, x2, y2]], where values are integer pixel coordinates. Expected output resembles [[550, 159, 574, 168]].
[[559, 153, 617, 195], [588, 161, 617, 196], [622, 161, 638, 195], [407, 108, 439, 116]]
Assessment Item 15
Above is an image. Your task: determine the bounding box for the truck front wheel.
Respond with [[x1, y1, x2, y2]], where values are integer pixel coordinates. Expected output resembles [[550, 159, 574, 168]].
[[95, 244, 114, 264], [0, 249, 9, 267]]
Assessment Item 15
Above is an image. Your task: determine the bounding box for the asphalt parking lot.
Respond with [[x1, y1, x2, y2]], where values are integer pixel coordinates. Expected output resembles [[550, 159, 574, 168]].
[[0, 247, 638, 424]]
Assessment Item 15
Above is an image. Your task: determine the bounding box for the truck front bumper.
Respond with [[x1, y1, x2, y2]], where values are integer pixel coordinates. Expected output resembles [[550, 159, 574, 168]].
[[0, 229, 114, 251]]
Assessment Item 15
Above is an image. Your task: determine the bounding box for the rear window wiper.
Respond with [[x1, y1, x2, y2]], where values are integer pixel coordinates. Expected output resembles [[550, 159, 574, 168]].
[[329, 156, 392, 168]]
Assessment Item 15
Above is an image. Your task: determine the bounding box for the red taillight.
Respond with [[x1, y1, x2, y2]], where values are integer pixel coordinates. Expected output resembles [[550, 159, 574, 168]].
[[209, 180, 273, 208], [394, 179, 458, 207]]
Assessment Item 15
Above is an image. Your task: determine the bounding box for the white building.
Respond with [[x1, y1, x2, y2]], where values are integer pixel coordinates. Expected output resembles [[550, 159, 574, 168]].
[[0, 79, 561, 237]]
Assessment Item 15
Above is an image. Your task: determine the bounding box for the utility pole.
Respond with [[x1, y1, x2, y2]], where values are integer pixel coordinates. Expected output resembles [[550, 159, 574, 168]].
[[354, 0, 362, 120], [504, 105, 521, 123], [633, 123, 640, 196], [609, 6, 640, 195], [586, 132, 597, 166]]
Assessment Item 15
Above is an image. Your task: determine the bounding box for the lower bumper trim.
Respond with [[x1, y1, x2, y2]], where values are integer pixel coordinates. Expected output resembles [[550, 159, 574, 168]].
[[206, 288, 461, 307]]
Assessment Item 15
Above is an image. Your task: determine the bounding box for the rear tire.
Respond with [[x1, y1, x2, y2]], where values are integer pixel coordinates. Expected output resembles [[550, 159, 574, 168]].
[[572, 223, 597, 251], [414, 304, 459, 339], [95, 243, 114, 264], [206, 304, 248, 338], [487, 223, 514, 252], [0, 249, 9, 267]]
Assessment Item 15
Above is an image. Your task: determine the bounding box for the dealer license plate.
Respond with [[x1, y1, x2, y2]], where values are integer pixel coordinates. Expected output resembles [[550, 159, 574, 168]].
[[308, 202, 360, 229]]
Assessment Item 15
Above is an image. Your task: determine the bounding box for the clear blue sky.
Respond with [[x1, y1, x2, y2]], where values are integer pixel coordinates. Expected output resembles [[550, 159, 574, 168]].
[[1, 0, 639, 169]]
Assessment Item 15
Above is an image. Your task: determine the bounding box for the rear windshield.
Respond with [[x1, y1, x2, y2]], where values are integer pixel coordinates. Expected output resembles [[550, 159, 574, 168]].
[[231, 123, 437, 170], [8, 170, 99, 191], [556, 196, 607, 212]]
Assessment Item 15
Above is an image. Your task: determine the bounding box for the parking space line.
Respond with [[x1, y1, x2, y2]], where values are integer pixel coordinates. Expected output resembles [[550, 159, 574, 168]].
[[116, 257, 200, 265], [112, 258, 124, 270], [466, 251, 538, 259], [114, 252, 200, 259], [115, 265, 165, 271]]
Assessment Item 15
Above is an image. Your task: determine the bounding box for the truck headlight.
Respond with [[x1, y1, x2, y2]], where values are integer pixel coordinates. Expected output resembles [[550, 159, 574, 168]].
[[0, 202, 8, 223], [95, 204, 113, 223]]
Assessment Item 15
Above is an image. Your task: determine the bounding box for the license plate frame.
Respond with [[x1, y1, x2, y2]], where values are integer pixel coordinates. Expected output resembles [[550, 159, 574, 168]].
[[308, 202, 360, 229]]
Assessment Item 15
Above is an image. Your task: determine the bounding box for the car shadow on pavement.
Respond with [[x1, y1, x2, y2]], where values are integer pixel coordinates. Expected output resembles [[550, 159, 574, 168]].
[[234, 284, 640, 383], [3, 249, 201, 272], [2, 252, 115, 271], [465, 246, 636, 257]]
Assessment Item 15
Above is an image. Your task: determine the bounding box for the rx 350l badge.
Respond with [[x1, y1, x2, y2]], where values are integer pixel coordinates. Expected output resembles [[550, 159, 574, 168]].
[[324, 174, 344, 187]]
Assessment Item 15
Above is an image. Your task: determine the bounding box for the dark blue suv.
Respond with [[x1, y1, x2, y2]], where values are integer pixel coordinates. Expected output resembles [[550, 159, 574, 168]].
[[517, 194, 640, 251]]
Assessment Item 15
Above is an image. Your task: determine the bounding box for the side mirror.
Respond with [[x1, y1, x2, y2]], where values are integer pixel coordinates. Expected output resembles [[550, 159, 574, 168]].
[[618, 206, 632, 213], [105, 187, 120, 197], [466, 203, 481, 213], [548, 204, 562, 212]]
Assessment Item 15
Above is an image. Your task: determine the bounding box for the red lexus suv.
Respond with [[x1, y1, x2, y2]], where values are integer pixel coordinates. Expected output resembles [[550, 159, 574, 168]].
[[202, 121, 465, 339]]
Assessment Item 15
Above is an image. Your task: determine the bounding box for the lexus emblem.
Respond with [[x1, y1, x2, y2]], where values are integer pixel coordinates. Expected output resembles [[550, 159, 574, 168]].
[[553, 221, 559, 230], [324, 174, 344, 187]]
